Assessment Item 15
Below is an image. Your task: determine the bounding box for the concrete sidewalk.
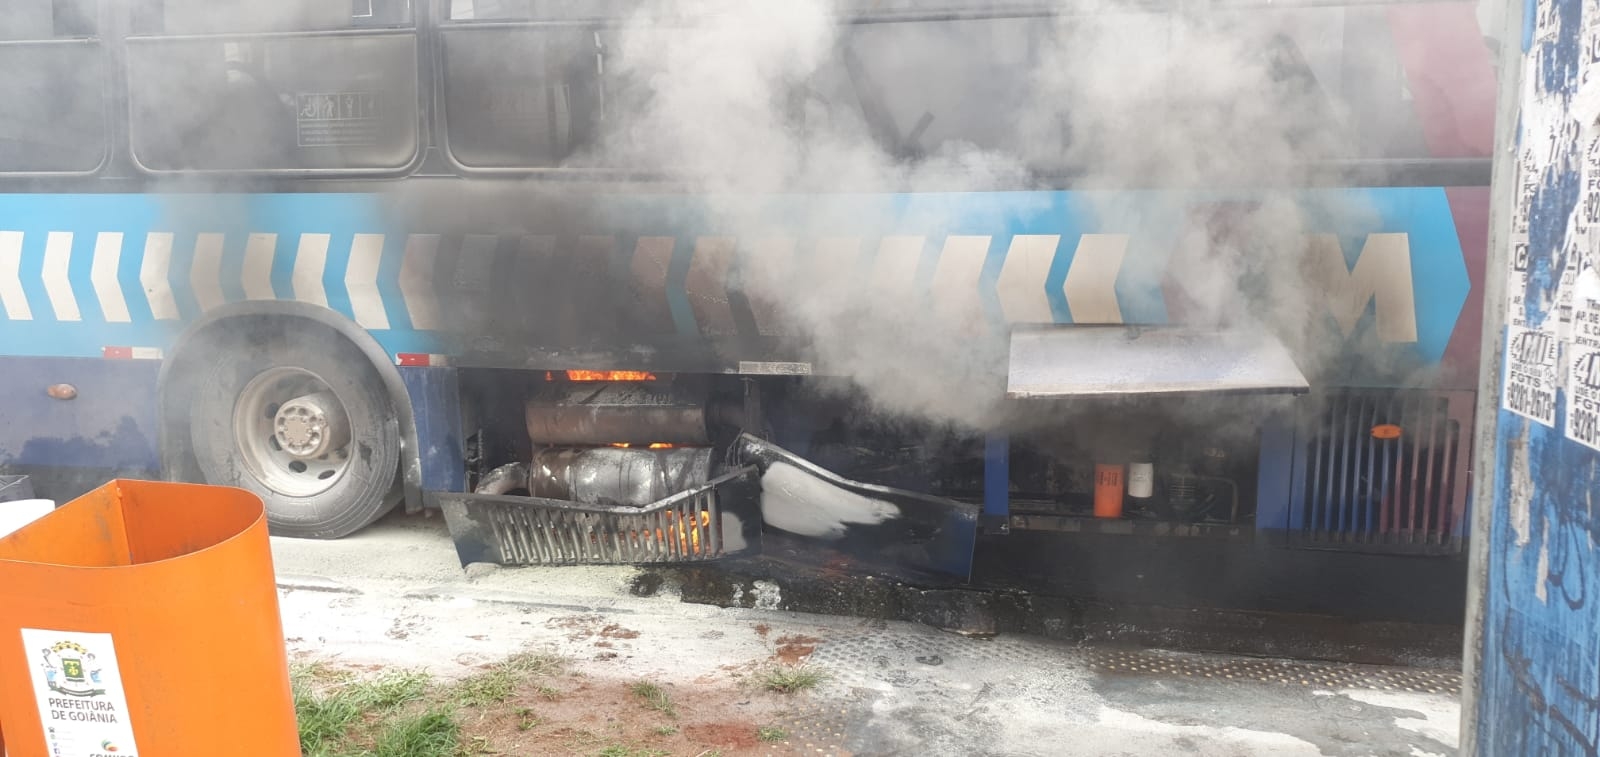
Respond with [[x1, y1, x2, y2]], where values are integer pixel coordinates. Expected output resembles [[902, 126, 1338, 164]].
[[271, 512, 1460, 757]]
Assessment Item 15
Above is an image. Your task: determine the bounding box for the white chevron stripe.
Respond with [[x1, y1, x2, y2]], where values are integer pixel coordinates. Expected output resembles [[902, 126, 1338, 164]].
[[809, 237, 864, 305], [996, 235, 1059, 324], [871, 236, 924, 298], [930, 235, 991, 321], [631, 237, 675, 316], [292, 233, 330, 308], [0, 231, 31, 320], [242, 233, 278, 301], [457, 234, 499, 291], [190, 233, 226, 313], [346, 233, 390, 329], [1063, 233, 1128, 324], [399, 234, 440, 330], [140, 233, 179, 321], [741, 236, 796, 336], [685, 237, 736, 333], [811, 237, 863, 277], [90, 232, 131, 323], [43, 231, 80, 321]]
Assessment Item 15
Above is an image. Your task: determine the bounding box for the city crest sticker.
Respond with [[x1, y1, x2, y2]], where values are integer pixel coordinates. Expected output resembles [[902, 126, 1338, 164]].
[[20, 629, 140, 756]]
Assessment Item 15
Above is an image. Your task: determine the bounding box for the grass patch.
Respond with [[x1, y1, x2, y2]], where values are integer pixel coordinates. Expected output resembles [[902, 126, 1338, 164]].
[[757, 725, 789, 742], [628, 681, 676, 717], [295, 668, 436, 755], [452, 667, 518, 708], [357, 671, 433, 710], [294, 661, 356, 686], [451, 652, 566, 708], [760, 665, 827, 694], [652, 725, 679, 736], [597, 746, 669, 757], [503, 651, 567, 676], [293, 673, 368, 754], [372, 707, 460, 757], [293, 651, 563, 756], [516, 706, 543, 731]]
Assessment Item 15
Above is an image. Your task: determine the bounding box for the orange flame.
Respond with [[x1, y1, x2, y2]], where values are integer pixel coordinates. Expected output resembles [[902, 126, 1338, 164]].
[[606, 442, 676, 449], [651, 509, 714, 555], [564, 370, 657, 382]]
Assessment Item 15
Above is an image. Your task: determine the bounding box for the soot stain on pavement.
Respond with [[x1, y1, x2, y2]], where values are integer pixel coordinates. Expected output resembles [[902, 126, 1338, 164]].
[[1089, 673, 1456, 757]]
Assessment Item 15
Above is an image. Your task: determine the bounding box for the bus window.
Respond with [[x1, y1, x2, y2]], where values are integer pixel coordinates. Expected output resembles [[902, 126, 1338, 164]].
[[133, 0, 412, 34], [439, 25, 605, 169], [0, 0, 107, 174], [436, 2, 1491, 175], [804, 16, 1049, 165], [0, 0, 94, 39], [447, 0, 633, 22], [125, 0, 420, 174], [817, 7, 1480, 173]]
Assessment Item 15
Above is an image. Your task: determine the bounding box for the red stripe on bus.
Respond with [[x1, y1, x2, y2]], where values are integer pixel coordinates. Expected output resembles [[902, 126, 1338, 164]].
[[1386, 5, 1496, 158]]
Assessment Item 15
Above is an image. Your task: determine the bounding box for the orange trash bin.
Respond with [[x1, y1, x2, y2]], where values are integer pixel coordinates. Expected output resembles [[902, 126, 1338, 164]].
[[0, 480, 298, 757]]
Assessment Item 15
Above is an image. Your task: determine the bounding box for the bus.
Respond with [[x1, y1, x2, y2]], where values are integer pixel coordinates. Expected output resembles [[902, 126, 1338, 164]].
[[0, 0, 1496, 622]]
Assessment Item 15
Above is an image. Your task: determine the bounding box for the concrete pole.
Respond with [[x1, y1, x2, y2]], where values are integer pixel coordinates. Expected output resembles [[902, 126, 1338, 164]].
[[1458, 0, 1525, 752]]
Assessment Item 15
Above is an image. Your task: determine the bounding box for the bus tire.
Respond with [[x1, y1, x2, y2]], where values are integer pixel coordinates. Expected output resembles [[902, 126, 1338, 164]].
[[187, 324, 401, 539]]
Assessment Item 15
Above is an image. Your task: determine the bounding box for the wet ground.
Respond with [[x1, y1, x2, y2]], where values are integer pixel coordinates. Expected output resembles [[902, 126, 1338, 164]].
[[270, 511, 1461, 756]]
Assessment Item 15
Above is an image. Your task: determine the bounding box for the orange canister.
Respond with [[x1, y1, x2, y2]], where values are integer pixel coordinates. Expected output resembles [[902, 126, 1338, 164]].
[[1094, 463, 1125, 518]]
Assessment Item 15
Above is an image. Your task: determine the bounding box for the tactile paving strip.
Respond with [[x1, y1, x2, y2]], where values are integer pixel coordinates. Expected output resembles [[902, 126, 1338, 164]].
[[1083, 647, 1462, 696], [764, 630, 1459, 755], [763, 701, 856, 757], [807, 630, 1068, 673], [806, 629, 1460, 696]]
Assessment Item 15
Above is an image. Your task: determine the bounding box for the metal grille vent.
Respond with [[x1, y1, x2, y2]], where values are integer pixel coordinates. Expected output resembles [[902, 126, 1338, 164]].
[[487, 489, 722, 565], [1294, 390, 1473, 553], [441, 467, 760, 567]]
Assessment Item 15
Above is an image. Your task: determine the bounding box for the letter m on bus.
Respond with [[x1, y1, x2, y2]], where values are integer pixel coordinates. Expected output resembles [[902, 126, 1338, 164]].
[[1307, 232, 1419, 343]]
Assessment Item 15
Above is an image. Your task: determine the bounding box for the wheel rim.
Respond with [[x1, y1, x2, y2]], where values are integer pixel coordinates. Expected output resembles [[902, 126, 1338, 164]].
[[233, 367, 353, 498]]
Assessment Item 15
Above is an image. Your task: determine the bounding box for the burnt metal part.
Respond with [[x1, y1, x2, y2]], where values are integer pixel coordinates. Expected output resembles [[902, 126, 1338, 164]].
[[528, 446, 712, 506], [474, 461, 530, 496], [736, 433, 980, 581], [439, 466, 762, 567], [1006, 326, 1311, 399], [525, 382, 709, 445]]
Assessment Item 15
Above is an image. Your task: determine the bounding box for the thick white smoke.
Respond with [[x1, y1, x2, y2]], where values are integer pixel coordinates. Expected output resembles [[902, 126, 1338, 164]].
[[588, 0, 1376, 430]]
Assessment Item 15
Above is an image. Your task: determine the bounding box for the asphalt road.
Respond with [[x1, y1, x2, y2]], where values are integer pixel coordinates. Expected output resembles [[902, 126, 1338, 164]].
[[269, 510, 1462, 757]]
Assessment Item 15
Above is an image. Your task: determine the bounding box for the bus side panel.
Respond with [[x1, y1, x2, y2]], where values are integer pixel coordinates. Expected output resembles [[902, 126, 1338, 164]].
[[397, 365, 467, 496], [0, 356, 162, 501]]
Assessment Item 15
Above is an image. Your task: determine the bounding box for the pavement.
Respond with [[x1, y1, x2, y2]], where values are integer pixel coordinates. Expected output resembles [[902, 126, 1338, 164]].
[[269, 510, 1463, 757]]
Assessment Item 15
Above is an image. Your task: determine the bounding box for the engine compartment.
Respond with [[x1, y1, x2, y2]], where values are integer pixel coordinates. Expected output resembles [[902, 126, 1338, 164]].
[[445, 368, 1282, 576]]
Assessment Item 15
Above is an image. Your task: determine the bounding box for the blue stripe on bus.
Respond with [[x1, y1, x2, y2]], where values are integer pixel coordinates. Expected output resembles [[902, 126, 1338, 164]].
[[0, 188, 1475, 367], [376, 231, 410, 332], [219, 232, 249, 306]]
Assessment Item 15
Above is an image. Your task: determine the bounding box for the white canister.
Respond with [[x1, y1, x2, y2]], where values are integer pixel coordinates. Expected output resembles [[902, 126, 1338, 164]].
[[1127, 463, 1155, 499]]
